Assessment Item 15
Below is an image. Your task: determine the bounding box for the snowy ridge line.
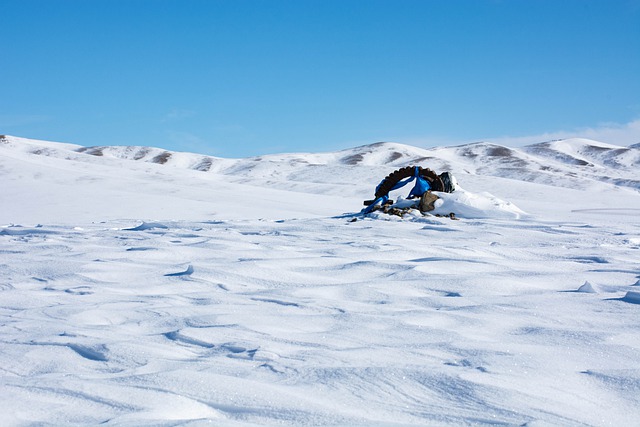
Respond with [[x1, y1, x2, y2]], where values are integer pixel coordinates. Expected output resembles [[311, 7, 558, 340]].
[[2, 134, 639, 193]]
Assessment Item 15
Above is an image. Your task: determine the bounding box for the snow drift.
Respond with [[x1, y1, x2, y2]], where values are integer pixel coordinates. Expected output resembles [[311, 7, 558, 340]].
[[1, 135, 639, 426]]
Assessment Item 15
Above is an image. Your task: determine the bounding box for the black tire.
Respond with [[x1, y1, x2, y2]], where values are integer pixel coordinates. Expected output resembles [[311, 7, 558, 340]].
[[374, 166, 444, 199]]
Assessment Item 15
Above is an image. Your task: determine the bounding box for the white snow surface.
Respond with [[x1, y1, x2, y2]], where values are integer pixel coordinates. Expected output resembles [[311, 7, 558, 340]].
[[1, 134, 640, 426]]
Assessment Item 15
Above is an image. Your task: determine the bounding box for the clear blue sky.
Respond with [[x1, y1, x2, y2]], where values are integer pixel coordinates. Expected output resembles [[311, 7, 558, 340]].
[[2, 0, 639, 157]]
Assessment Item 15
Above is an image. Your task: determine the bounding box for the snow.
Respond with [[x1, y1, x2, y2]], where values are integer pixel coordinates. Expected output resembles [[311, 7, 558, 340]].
[[1, 135, 640, 426], [621, 291, 640, 304], [576, 281, 599, 294]]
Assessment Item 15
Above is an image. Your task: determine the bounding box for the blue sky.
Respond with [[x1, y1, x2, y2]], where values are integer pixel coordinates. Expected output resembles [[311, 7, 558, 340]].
[[2, 0, 639, 157]]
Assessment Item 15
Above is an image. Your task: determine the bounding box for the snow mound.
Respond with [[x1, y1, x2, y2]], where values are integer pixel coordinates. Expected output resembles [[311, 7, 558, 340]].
[[376, 186, 527, 220], [123, 222, 170, 231], [431, 188, 527, 219], [0, 225, 59, 236], [576, 281, 598, 293], [164, 264, 194, 277], [621, 291, 640, 304]]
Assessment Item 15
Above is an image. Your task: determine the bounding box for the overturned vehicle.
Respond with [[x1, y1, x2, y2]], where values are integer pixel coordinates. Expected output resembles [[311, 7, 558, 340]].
[[362, 166, 457, 215]]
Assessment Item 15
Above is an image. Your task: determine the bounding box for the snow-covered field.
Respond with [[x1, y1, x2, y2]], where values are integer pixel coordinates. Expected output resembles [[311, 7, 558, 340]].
[[1, 135, 639, 426]]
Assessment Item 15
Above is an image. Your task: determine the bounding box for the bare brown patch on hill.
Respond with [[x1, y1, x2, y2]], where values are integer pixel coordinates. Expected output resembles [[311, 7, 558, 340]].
[[152, 152, 172, 164]]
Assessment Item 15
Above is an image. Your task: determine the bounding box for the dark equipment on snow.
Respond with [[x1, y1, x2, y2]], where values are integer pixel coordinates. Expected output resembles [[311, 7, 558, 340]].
[[362, 166, 456, 214]]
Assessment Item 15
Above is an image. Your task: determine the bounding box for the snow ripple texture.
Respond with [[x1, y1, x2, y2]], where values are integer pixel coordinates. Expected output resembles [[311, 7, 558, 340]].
[[1, 135, 640, 425], [1, 216, 640, 426]]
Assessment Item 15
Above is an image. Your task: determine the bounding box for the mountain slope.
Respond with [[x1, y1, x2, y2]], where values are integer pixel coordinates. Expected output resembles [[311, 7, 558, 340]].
[[1, 134, 639, 224], [3, 134, 639, 192], [0, 135, 356, 223]]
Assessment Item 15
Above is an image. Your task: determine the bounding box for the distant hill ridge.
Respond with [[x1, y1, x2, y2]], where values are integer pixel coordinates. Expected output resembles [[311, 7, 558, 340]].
[[1, 134, 639, 191]]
